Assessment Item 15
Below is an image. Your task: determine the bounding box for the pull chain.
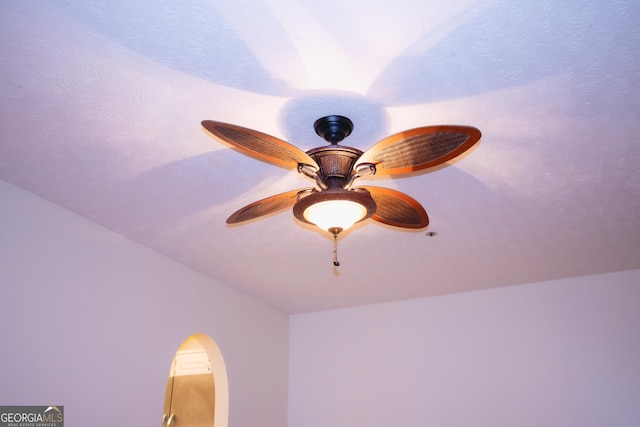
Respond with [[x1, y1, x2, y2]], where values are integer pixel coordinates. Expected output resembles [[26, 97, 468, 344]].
[[328, 227, 343, 267]]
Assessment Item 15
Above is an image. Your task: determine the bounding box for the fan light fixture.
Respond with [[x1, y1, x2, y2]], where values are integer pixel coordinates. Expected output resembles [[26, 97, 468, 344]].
[[292, 189, 377, 266], [303, 200, 367, 233], [293, 189, 377, 236]]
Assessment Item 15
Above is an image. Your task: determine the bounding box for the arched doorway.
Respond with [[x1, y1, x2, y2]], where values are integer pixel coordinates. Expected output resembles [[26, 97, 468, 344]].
[[162, 334, 229, 427]]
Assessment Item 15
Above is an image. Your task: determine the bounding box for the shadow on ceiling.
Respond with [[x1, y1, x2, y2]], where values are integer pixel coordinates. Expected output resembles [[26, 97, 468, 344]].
[[368, 1, 636, 105], [56, 0, 297, 97]]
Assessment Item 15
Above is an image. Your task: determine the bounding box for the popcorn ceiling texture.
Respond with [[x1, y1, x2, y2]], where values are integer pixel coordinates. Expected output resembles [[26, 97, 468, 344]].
[[1, 0, 639, 313]]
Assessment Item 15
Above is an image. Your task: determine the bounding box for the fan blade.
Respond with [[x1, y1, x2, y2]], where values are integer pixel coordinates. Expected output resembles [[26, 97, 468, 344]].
[[202, 120, 318, 170], [361, 186, 429, 229], [227, 188, 312, 224], [356, 125, 481, 175]]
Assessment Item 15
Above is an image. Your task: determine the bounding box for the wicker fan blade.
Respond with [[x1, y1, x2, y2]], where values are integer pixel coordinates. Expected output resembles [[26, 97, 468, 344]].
[[361, 186, 429, 229], [227, 188, 311, 224], [202, 120, 318, 170], [356, 125, 481, 175]]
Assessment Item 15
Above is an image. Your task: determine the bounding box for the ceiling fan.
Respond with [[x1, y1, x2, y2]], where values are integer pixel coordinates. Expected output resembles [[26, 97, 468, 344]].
[[201, 116, 481, 265]]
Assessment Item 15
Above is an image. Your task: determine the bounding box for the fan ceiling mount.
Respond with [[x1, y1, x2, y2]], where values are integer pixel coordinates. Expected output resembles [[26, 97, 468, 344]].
[[201, 115, 481, 265], [313, 115, 354, 144]]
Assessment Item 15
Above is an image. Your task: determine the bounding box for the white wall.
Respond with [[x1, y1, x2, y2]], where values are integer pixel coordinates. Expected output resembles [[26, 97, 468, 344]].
[[0, 179, 289, 427], [289, 269, 640, 427]]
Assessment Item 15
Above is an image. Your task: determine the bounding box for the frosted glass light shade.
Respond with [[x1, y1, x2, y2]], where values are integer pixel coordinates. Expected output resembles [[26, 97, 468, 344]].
[[292, 188, 377, 234], [303, 200, 368, 232]]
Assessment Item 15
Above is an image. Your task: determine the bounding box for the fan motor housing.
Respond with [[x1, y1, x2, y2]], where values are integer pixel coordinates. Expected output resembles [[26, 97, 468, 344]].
[[306, 146, 363, 189]]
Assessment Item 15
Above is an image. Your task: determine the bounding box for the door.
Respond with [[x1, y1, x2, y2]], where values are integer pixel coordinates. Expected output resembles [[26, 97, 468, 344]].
[[163, 340, 216, 427]]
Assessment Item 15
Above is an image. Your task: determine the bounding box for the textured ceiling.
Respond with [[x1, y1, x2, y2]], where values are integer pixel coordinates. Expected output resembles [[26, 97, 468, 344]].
[[1, 0, 639, 313]]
